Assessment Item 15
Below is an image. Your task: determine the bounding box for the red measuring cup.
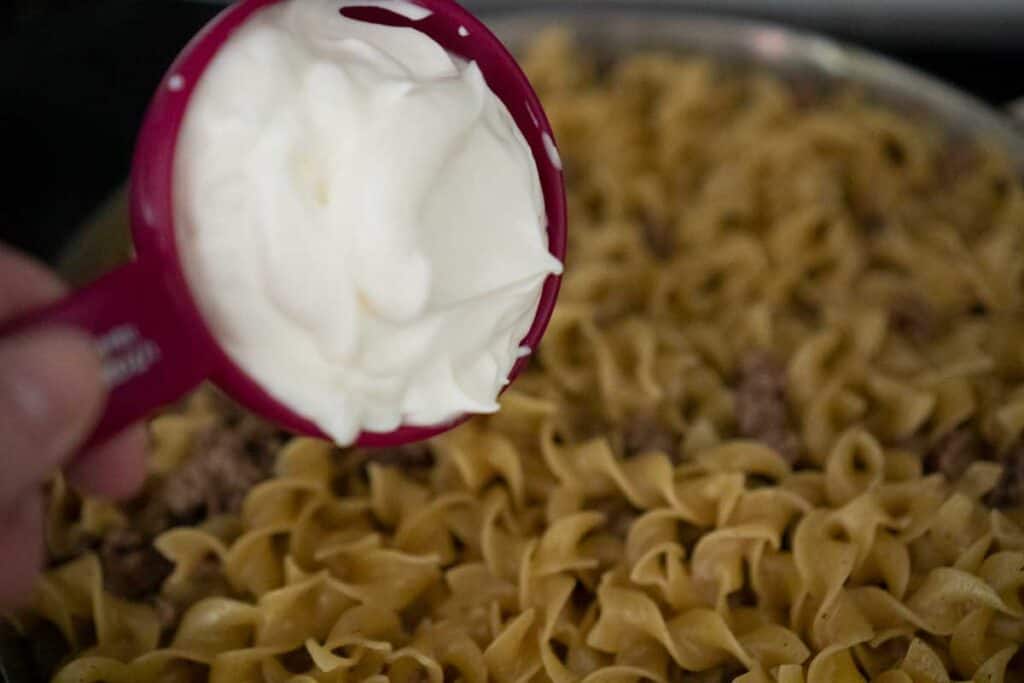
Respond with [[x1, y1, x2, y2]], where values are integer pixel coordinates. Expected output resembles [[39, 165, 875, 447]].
[[2, 0, 566, 450]]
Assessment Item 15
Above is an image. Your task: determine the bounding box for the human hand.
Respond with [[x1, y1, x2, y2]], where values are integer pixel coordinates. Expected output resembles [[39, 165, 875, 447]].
[[0, 244, 147, 609]]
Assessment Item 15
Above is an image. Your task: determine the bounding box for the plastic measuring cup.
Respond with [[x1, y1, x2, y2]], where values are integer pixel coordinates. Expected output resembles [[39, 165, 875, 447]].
[[2, 0, 567, 450]]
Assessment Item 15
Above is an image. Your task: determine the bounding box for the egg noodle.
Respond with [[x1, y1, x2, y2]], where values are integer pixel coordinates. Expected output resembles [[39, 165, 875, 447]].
[[11, 30, 1024, 683]]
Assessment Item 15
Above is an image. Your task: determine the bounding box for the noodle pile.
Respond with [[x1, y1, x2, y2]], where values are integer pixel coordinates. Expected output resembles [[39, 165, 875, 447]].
[[10, 30, 1024, 683]]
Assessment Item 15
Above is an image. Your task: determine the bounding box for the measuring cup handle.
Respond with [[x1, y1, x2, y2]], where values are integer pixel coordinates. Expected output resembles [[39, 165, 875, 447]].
[[0, 261, 214, 449]]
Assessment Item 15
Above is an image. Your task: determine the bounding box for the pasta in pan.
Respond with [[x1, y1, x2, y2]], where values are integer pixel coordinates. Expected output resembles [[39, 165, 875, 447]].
[[9, 30, 1024, 683]]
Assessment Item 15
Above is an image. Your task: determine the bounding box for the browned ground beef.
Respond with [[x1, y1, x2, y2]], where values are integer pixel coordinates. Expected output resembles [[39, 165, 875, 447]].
[[924, 426, 986, 481], [734, 351, 802, 464], [622, 414, 680, 462], [97, 409, 281, 604], [362, 443, 436, 469], [889, 293, 937, 344], [161, 426, 272, 521], [591, 496, 637, 539], [99, 528, 175, 601], [642, 215, 675, 260], [986, 443, 1024, 509]]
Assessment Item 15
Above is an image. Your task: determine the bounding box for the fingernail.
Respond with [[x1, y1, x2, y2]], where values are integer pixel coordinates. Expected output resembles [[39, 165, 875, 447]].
[[0, 328, 105, 472]]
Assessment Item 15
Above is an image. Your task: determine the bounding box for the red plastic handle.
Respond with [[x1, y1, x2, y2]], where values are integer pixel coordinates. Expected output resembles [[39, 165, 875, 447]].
[[0, 261, 214, 449]]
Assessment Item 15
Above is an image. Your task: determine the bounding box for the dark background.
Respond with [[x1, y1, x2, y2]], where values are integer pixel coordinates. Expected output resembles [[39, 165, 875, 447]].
[[2, 0, 1023, 266]]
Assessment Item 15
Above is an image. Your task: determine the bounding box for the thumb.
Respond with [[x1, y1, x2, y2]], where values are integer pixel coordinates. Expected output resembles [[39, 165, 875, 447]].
[[0, 327, 106, 509]]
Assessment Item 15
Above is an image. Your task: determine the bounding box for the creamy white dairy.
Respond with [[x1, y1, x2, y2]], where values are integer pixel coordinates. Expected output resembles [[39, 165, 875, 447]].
[[174, 0, 562, 444]]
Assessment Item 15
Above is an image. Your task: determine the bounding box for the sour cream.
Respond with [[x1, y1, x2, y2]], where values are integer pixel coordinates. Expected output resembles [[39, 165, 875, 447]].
[[174, 0, 562, 444]]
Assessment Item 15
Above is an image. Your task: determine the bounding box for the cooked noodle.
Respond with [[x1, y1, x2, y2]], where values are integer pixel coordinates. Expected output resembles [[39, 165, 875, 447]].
[[11, 30, 1024, 683]]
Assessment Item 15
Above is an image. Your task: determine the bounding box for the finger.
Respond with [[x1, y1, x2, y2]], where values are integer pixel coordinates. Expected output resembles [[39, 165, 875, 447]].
[[65, 425, 148, 501], [0, 328, 106, 509], [0, 491, 44, 609], [0, 244, 66, 318]]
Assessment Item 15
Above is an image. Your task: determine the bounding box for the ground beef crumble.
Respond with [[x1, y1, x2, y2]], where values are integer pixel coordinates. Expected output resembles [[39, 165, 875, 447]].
[[161, 424, 272, 521], [918, 423, 1023, 509], [938, 141, 979, 186], [99, 528, 175, 601], [622, 414, 680, 462], [923, 426, 986, 482], [362, 443, 436, 469], [279, 646, 315, 675], [734, 351, 802, 464], [986, 442, 1024, 509], [889, 293, 936, 344], [641, 214, 675, 260], [95, 407, 280, 603], [591, 497, 637, 539]]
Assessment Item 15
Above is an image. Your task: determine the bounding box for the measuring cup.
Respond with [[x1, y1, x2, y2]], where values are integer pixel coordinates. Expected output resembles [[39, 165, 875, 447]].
[[2, 0, 567, 450]]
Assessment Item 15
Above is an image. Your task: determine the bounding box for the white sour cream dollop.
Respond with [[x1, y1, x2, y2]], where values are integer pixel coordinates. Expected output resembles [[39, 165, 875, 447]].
[[174, 0, 562, 443]]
